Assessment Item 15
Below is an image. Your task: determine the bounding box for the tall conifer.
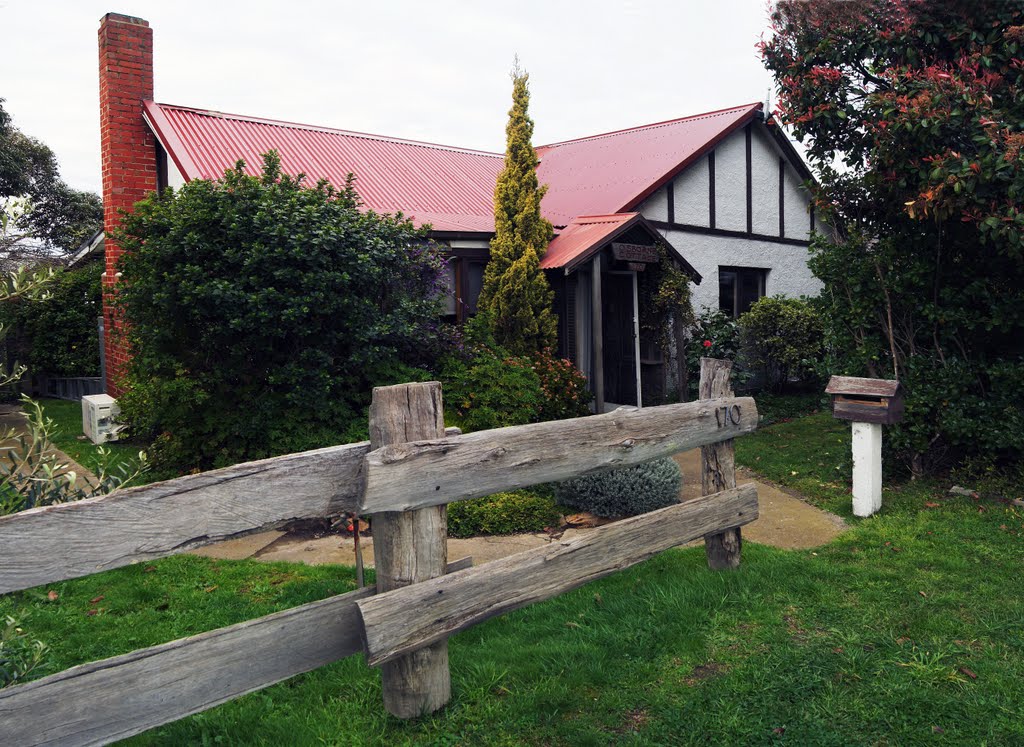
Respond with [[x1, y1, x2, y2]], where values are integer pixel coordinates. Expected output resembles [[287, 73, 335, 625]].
[[478, 64, 557, 355]]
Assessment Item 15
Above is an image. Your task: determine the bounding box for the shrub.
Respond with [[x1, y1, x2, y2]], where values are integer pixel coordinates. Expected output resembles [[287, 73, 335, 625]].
[[0, 262, 102, 378], [738, 295, 824, 393], [441, 342, 594, 433], [441, 346, 544, 433], [554, 458, 682, 518], [447, 489, 563, 538], [684, 308, 747, 398], [115, 152, 449, 473], [531, 347, 591, 421], [887, 356, 1024, 473], [765, 2, 1024, 474]]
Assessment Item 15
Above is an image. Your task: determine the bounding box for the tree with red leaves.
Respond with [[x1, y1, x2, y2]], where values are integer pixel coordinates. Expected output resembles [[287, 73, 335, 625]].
[[763, 0, 1024, 473]]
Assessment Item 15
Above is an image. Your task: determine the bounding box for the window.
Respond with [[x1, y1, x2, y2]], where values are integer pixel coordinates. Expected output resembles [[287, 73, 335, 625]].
[[718, 267, 767, 317], [443, 259, 457, 317], [464, 261, 485, 315], [444, 250, 489, 323]]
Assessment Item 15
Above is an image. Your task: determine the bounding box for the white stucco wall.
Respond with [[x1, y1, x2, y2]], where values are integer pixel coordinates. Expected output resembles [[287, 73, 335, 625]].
[[168, 159, 186, 190], [712, 131, 747, 232], [638, 123, 817, 238], [750, 126, 780, 236], [656, 229, 822, 311], [783, 160, 811, 241], [643, 185, 669, 222], [634, 120, 823, 309], [673, 153, 710, 226]]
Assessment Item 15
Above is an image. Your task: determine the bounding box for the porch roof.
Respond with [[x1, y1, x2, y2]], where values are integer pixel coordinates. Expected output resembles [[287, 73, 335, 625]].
[[541, 213, 701, 283]]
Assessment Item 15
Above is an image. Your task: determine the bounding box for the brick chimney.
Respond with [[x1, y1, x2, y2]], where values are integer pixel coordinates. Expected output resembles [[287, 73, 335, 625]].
[[98, 13, 157, 396]]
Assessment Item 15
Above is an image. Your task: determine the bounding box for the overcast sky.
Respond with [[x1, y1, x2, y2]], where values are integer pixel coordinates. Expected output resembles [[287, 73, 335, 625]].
[[1, 0, 783, 195]]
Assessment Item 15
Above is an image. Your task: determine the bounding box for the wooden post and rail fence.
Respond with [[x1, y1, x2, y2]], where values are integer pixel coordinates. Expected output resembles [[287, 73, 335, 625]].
[[0, 359, 755, 745]]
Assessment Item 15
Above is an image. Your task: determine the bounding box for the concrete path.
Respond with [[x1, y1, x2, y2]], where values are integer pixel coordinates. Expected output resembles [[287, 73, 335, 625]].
[[194, 447, 846, 568]]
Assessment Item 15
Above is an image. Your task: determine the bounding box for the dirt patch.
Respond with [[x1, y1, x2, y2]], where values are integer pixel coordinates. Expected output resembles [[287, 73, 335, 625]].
[[685, 661, 726, 686], [617, 709, 650, 733]]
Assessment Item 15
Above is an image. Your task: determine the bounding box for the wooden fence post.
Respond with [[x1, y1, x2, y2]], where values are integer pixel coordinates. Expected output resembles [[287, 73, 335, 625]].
[[368, 382, 450, 718], [699, 358, 742, 569]]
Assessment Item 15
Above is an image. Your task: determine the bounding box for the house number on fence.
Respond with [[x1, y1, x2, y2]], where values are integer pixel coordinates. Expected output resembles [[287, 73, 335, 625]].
[[715, 404, 742, 428]]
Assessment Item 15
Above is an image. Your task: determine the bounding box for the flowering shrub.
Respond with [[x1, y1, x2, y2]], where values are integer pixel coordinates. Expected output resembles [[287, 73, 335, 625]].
[[531, 348, 591, 421], [684, 308, 746, 398]]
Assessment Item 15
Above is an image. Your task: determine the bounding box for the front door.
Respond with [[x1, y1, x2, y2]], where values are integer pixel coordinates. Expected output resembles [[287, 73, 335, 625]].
[[602, 272, 638, 407]]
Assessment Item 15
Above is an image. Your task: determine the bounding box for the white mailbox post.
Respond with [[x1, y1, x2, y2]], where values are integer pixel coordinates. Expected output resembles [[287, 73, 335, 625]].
[[824, 376, 904, 517]]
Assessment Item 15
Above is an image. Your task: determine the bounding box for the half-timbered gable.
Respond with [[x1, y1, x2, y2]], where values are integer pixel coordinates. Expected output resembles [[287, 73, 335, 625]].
[[635, 117, 822, 318]]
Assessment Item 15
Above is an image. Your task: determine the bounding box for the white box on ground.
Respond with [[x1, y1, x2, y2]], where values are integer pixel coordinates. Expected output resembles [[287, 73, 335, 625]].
[[851, 421, 882, 517], [82, 394, 123, 444]]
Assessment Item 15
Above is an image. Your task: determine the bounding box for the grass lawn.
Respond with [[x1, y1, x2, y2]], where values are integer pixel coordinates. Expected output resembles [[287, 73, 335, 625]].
[[34, 397, 145, 478], [1, 407, 1022, 744], [738, 409, 859, 517]]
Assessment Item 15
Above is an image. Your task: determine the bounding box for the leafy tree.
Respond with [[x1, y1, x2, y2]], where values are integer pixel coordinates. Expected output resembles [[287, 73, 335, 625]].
[[115, 151, 449, 474], [1, 262, 102, 378], [0, 99, 56, 199], [478, 65, 557, 355], [763, 0, 1024, 472], [0, 99, 102, 269]]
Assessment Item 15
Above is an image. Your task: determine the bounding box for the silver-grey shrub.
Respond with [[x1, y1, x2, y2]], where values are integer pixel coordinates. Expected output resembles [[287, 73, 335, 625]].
[[555, 458, 682, 518]]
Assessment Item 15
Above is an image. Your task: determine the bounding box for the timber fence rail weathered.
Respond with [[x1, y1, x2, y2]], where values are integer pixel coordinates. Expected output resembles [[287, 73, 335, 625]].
[[0, 360, 757, 745]]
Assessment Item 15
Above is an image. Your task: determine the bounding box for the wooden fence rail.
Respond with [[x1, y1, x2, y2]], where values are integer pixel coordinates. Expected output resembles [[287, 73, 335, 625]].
[[0, 427, 458, 595], [360, 395, 756, 513], [0, 361, 757, 744], [358, 485, 757, 667], [0, 558, 473, 747]]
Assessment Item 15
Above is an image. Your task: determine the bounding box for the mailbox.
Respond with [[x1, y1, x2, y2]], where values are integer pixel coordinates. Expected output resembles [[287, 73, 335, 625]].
[[825, 376, 904, 425]]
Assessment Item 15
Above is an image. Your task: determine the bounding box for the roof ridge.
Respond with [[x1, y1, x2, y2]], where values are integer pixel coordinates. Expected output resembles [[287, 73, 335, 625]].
[[571, 212, 639, 223], [151, 102, 505, 158], [537, 103, 762, 150]]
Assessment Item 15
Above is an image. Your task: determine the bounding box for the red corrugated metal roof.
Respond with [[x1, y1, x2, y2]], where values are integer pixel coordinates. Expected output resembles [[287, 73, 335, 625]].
[[143, 101, 761, 235], [143, 102, 502, 233], [536, 103, 761, 227], [541, 213, 701, 283], [541, 213, 640, 271]]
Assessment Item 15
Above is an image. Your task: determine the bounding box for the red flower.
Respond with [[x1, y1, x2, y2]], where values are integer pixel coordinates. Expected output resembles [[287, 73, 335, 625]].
[[703, 339, 712, 348]]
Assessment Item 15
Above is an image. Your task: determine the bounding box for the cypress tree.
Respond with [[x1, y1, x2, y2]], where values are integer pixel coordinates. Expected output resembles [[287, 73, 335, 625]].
[[478, 64, 557, 355]]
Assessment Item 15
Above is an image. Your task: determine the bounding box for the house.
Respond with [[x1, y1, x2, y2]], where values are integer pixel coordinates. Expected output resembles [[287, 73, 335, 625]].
[[98, 13, 822, 409]]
